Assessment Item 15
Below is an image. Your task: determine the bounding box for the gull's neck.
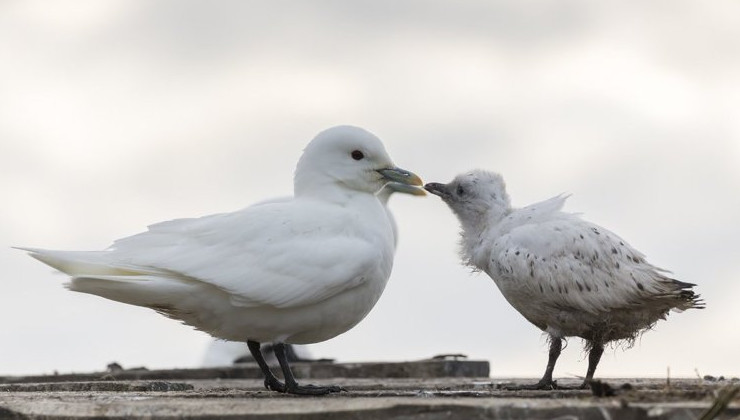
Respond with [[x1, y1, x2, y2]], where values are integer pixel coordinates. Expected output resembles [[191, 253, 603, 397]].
[[458, 200, 511, 268], [459, 199, 509, 235]]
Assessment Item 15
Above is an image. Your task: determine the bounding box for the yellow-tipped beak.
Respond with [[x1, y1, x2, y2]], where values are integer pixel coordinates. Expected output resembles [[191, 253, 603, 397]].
[[377, 167, 423, 187]]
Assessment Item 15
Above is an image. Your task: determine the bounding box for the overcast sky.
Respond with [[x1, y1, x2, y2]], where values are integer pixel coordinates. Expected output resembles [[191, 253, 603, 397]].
[[1, 0, 739, 379]]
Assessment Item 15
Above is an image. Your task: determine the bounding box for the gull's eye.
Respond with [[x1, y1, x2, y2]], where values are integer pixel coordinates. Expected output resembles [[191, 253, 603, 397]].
[[351, 150, 364, 161], [457, 185, 465, 195]]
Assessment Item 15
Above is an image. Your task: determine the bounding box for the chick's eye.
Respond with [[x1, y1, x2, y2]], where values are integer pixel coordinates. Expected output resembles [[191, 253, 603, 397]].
[[351, 150, 364, 160], [457, 185, 465, 195]]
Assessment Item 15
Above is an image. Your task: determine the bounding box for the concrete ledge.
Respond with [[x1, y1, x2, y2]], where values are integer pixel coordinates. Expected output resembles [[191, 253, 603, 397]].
[[0, 381, 194, 393], [0, 396, 696, 420], [1, 371, 738, 419]]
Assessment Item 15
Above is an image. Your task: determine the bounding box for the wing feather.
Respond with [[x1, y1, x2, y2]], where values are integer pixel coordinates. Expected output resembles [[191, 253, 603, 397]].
[[488, 215, 677, 316]]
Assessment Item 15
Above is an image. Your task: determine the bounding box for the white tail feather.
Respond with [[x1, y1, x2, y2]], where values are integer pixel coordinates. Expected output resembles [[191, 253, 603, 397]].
[[16, 247, 143, 276]]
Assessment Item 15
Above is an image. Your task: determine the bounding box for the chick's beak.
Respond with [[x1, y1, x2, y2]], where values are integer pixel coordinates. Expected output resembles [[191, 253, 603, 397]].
[[423, 182, 451, 198], [377, 167, 423, 187]]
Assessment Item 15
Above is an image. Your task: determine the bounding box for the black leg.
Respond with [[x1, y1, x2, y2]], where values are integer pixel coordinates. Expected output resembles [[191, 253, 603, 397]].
[[247, 340, 286, 392], [581, 342, 604, 389], [532, 335, 563, 389], [273, 343, 344, 395], [510, 335, 562, 390]]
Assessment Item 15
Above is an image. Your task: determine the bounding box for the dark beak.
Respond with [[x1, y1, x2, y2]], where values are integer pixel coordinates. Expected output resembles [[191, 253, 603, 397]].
[[424, 182, 451, 199]]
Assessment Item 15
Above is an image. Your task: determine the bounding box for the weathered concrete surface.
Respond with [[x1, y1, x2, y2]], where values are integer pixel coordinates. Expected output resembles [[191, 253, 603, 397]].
[[1, 362, 738, 419], [1, 377, 738, 419]]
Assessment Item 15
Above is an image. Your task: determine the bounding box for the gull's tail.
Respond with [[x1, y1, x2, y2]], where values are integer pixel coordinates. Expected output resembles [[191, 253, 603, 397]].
[[16, 247, 140, 277], [15, 247, 195, 311], [670, 278, 705, 310]]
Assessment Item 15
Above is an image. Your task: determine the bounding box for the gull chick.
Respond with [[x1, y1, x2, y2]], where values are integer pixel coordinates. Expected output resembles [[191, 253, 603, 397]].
[[425, 170, 703, 389], [20, 125, 422, 395]]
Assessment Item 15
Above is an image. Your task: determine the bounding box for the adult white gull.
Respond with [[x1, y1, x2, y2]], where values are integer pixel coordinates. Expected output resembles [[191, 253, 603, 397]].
[[425, 170, 703, 389], [19, 125, 423, 395]]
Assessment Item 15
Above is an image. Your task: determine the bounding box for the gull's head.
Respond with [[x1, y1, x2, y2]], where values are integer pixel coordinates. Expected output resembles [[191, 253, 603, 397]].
[[424, 170, 511, 223], [295, 126, 422, 197]]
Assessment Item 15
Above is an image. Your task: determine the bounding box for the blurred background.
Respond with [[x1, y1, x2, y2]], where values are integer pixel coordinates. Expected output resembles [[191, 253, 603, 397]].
[[1, 0, 738, 378]]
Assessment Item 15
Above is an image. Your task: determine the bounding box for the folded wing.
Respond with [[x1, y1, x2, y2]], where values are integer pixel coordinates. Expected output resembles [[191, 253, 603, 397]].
[[21, 201, 382, 311], [490, 215, 696, 315]]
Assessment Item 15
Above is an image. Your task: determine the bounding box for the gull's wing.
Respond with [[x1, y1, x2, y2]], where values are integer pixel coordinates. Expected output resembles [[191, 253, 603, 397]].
[[24, 200, 386, 310], [488, 214, 693, 316]]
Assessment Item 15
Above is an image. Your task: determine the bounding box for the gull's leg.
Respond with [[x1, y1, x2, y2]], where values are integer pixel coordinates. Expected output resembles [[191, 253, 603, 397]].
[[518, 335, 562, 390], [273, 343, 344, 395], [580, 341, 604, 389], [247, 340, 286, 392]]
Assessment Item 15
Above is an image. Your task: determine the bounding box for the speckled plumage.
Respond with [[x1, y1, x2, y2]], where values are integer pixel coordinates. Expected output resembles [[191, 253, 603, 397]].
[[426, 169, 703, 389]]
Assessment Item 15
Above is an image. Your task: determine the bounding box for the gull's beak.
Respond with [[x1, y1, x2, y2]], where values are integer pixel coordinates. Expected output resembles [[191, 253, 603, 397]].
[[377, 167, 423, 187], [384, 182, 427, 196], [423, 182, 451, 199]]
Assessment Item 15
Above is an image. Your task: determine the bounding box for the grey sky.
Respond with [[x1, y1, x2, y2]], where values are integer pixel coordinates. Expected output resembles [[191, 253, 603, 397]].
[[1, 0, 738, 377]]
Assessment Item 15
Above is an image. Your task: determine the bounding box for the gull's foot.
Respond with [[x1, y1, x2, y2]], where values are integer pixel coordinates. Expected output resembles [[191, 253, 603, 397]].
[[524, 379, 558, 390], [263, 376, 286, 393], [285, 383, 346, 396], [506, 379, 557, 390], [515, 380, 596, 391]]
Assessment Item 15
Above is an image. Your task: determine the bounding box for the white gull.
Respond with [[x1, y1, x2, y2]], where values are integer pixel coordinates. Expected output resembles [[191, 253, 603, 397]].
[[20, 125, 422, 395]]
